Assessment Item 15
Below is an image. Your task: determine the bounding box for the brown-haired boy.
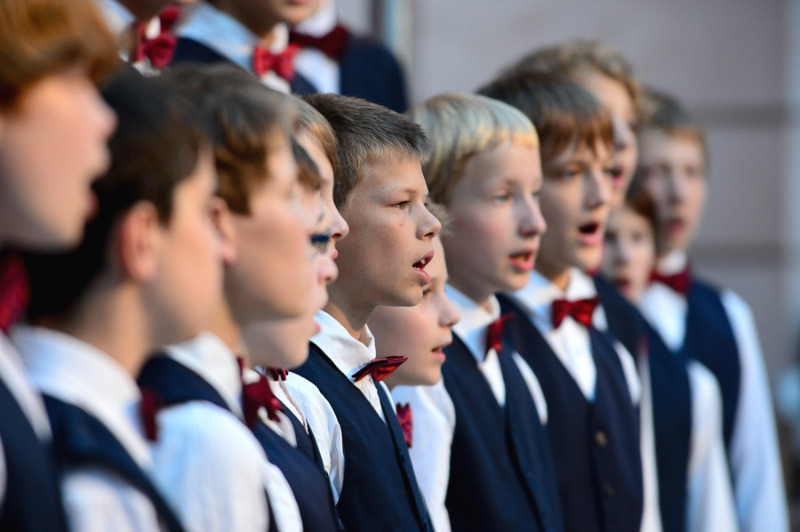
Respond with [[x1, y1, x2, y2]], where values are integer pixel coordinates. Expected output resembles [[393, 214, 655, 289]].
[[637, 89, 788, 532], [286, 93, 440, 532]]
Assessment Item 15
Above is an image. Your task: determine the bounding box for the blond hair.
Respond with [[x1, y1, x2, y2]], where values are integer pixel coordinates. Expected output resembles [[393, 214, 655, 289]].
[[409, 93, 539, 204]]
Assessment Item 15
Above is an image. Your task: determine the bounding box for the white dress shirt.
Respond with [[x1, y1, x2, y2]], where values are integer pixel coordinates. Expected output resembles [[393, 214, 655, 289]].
[[641, 250, 788, 532], [284, 309, 389, 503], [150, 332, 301, 532], [291, 0, 340, 94], [388, 288, 549, 532], [12, 325, 162, 532], [179, 3, 293, 93]]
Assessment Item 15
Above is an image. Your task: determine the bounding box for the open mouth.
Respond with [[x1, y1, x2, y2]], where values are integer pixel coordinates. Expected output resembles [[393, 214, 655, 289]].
[[665, 217, 685, 236], [431, 345, 447, 362], [577, 221, 603, 245], [578, 222, 600, 235], [509, 250, 535, 272], [610, 165, 625, 184], [413, 251, 434, 284]]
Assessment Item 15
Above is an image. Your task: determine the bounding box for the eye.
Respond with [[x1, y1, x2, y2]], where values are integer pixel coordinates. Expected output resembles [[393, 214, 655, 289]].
[[392, 200, 411, 210], [492, 191, 511, 203]]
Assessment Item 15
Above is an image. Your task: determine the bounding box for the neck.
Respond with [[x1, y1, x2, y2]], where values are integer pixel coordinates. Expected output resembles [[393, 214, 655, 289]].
[[323, 299, 372, 346], [208, 300, 246, 361], [447, 276, 494, 313], [536, 262, 571, 292], [44, 281, 150, 376]]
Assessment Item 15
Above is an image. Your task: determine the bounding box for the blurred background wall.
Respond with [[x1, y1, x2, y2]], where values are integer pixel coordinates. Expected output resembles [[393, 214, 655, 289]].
[[338, 0, 799, 380]]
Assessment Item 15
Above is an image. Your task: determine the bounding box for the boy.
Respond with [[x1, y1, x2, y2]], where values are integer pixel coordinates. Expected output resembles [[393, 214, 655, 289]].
[[505, 40, 640, 208], [169, 0, 315, 93], [0, 1, 117, 528], [15, 69, 222, 532], [637, 89, 788, 532], [394, 92, 562, 532], [289, 0, 409, 112], [136, 64, 339, 532], [479, 72, 645, 532], [286, 93, 440, 532]]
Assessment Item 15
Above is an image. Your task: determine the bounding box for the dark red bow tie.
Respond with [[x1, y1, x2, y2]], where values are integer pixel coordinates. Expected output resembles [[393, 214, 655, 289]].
[[238, 360, 283, 427], [0, 252, 29, 334], [396, 402, 413, 448], [252, 43, 299, 81], [139, 387, 162, 442], [486, 313, 513, 356], [551, 296, 599, 328], [352, 356, 407, 383], [289, 25, 349, 60], [649, 268, 691, 295], [268, 368, 288, 381], [133, 5, 180, 69]]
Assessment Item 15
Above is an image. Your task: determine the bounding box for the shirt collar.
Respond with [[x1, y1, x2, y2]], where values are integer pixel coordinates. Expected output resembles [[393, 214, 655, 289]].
[[446, 285, 500, 363], [311, 309, 377, 380], [164, 332, 243, 417], [95, 0, 136, 39], [13, 325, 151, 467], [656, 249, 689, 275], [292, 0, 337, 36], [510, 268, 598, 328]]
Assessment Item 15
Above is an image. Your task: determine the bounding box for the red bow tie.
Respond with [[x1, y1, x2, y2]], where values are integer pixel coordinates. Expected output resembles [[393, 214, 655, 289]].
[[268, 368, 288, 381], [649, 268, 691, 295], [133, 6, 180, 69], [395, 402, 413, 448], [139, 387, 162, 442], [352, 356, 407, 383], [486, 313, 513, 356], [0, 252, 29, 334], [238, 360, 283, 427], [252, 43, 299, 81], [289, 25, 349, 60], [551, 296, 599, 328]]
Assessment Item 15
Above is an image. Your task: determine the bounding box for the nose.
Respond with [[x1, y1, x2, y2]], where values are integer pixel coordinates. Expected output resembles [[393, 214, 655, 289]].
[[92, 89, 117, 142], [439, 296, 461, 328], [585, 168, 612, 209], [417, 204, 442, 240], [519, 196, 547, 238], [666, 172, 687, 204], [612, 116, 635, 152], [330, 206, 349, 241]]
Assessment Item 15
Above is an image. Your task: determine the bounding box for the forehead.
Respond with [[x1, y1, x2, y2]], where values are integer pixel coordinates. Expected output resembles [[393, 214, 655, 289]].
[[359, 155, 427, 194]]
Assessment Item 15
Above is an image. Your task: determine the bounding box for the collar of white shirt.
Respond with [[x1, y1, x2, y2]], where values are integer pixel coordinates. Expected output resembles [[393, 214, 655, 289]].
[[0, 331, 51, 439], [656, 249, 689, 276], [292, 0, 337, 36], [511, 268, 600, 329], [446, 285, 500, 364], [311, 310, 378, 380], [164, 332, 244, 418], [13, 325, 151, 468], [178, 4, 291, 92]]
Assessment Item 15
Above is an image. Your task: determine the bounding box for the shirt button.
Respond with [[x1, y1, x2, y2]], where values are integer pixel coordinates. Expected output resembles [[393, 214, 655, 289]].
[[594, 430, 608, 448], [602, 483, 616, 497]]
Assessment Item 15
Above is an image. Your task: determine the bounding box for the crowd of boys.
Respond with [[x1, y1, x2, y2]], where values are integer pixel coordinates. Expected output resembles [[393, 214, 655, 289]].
[[0, 0, 788, 531]]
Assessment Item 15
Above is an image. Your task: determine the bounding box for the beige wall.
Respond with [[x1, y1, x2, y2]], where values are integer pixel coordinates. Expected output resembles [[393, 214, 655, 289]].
[[338, 0, 796, 377]]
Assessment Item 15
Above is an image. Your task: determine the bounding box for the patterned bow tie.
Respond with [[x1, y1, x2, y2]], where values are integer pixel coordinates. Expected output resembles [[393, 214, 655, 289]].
[[352, 356, 407, 383], [139, 387, 162, 442], [252, 43, 299, 81], [396, 402, 413, 448], [289, 25, 349, 60], [649, 268, 691, 295], [551, 296, 599, 328], [486, 313, 513, 356], [133, 5, 180, 69], [238, 360, 283, 427], [0, 252, 29, 334], [268, 368, 288, 381]]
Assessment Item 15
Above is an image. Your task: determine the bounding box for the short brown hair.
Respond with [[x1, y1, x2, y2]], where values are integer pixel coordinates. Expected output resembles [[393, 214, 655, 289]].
[[296, 96, 339, 179], [0, 0, 118, 109], [292, 138, 322, 192], [506, 39, 641, 115], [162, 63, 297, 215], [639, 87, 707, 160], [478, 71, 613, 170], [302, 93, 430, 208]]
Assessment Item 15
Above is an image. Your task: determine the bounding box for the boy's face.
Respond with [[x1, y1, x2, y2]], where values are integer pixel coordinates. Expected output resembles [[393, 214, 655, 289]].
[[601, 206, 656, 302], [370, 238, 459, 388], [442, 140, 546, 304], [579, 71, 638, 209], [0, 69, 116, 248], [637, 129, 707, 255], [266, 0, 321, 26], [331, 157, 441, 311], [536, 140, 614, 284], [150, 149, 225, 345], [227, 132, 316, 324]]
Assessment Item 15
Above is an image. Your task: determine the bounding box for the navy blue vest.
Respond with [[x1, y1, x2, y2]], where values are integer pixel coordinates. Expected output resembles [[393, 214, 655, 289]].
[[277, 396, 326, 469], [442, 333, 564, 532], [170, 37, 318, 95], [499, 294, 643, 532], [0, 377, 67, 531], [596, 276, 691, 532], [138, 355, 339, 532], [43, 395, 185, 532], [682, 279, 741, 448], [294, 343, 433, 532]]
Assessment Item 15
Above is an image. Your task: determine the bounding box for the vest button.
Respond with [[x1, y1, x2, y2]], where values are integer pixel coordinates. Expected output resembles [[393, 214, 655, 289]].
[[594, 430, 608, 448], [602, 483, 616, 497]]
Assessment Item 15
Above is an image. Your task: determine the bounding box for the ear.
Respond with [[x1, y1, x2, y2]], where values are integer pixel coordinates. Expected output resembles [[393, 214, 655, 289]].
[[115, 201, 161, 283], [211, 197, 238, 266]]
